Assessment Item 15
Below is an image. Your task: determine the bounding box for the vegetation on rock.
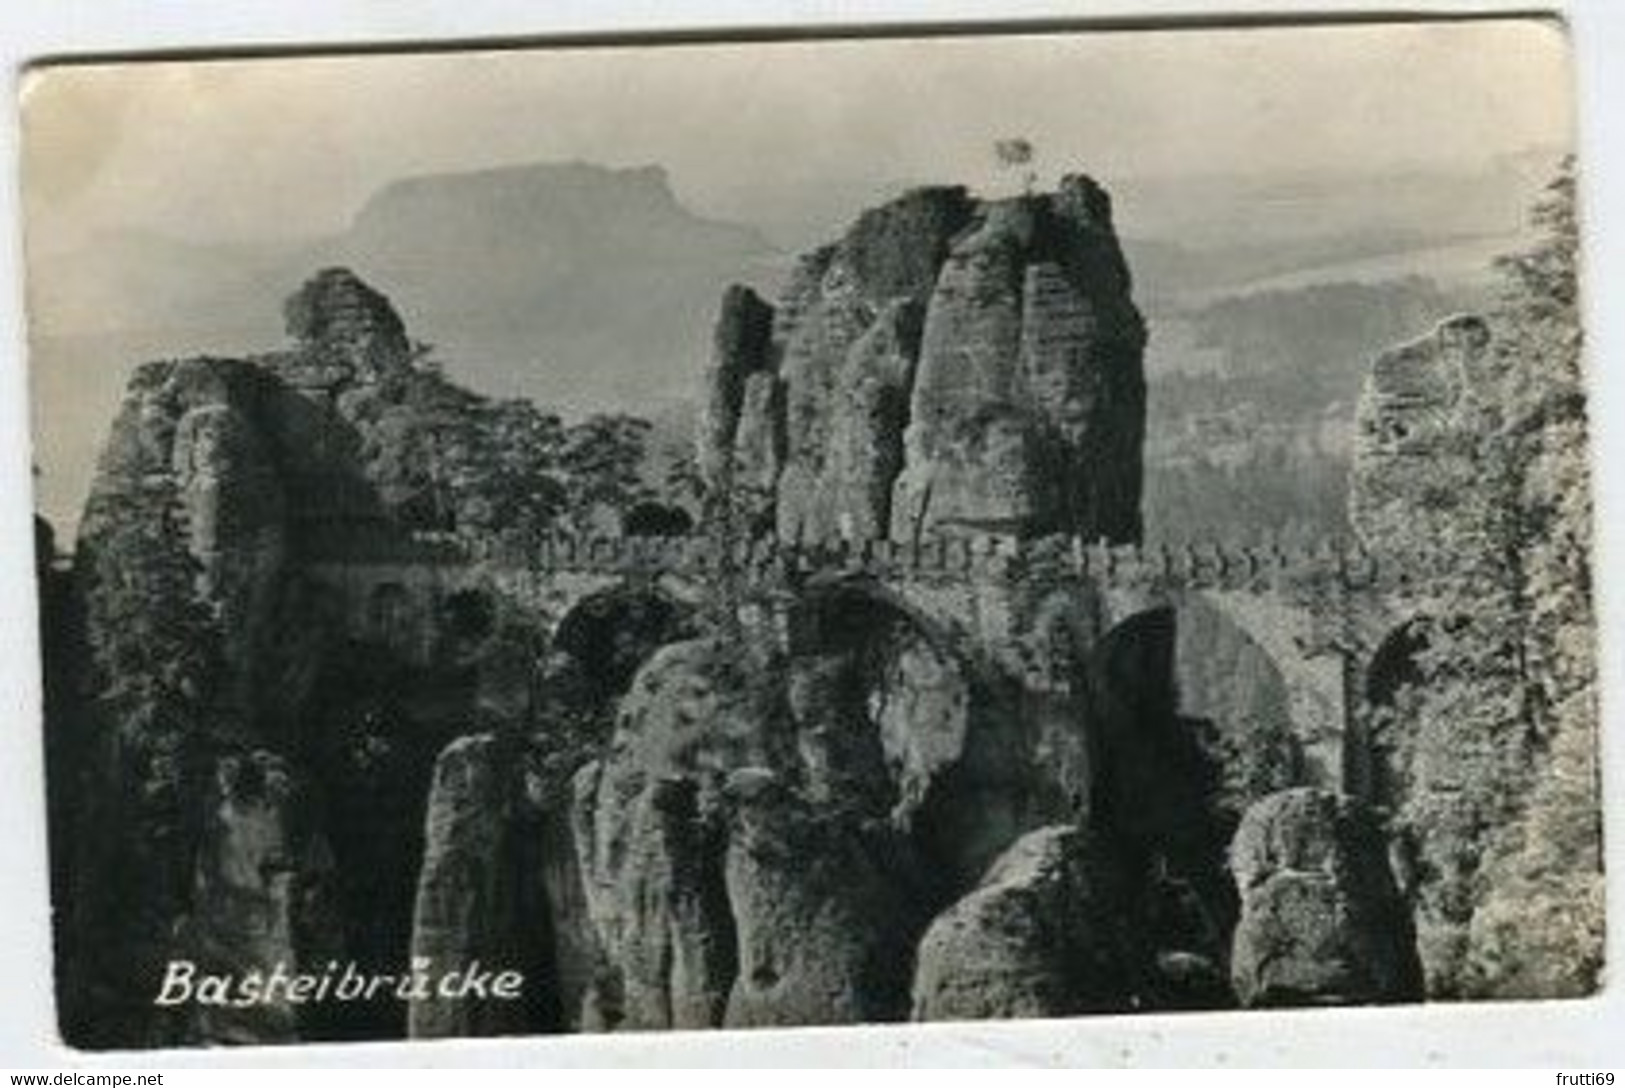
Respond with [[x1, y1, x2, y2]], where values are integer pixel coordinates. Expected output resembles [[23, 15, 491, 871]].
[[1360, 160, 1601, 998]]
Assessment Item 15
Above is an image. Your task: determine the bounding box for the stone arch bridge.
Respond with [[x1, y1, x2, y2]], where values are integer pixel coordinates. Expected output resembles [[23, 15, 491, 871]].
[[298, 530, 1430, 801]]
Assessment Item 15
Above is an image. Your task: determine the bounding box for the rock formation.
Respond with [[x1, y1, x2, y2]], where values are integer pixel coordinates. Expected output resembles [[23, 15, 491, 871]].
[[911, 826, 1137, 1021], [60, 270, 540, 1046], [283, 267, 413, 382], [1228, 788, 1421, 1007], [822, 299, 924, 541], [723, 770, 918, 1027], [696, 177, 1145, 545], [569, 639, 777, 1030], [56, 186, 1217, 1049], [698, 285, 775, 494], [774, 188, 974, 544], [70, 354, 307, 1047], [63, 167, 1573, 1048], [572, 768, 736, 1031], [180, 751, 343, 1045], [1350, 290, 1602, 1000], [894, 179, 1146, 543], [1349, 314, 1491, 554], [407, 734, 534, 1039]]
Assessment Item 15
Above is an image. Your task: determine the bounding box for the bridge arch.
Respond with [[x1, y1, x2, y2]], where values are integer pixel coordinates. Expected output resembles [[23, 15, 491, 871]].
[[1089, 601, 1254, 964], [1089, 606, 1190, 845], [1020, 586, 1107, 695], [550, 581, 696, 705], [789, 574, 964, 659], [1187, 590, 1345, 787], [1168, 595, 1312, 809], [784, 576, 1035, 896]]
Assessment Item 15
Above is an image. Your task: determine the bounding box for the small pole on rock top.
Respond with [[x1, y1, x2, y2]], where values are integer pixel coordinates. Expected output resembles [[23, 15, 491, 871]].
[[994, 137, 1037, 196]]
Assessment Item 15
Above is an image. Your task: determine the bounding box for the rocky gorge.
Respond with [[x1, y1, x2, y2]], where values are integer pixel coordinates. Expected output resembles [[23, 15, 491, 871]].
[[37, 170, 1601, 1049]]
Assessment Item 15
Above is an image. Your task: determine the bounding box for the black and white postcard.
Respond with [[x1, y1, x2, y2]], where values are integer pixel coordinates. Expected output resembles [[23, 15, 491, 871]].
[[17, 15, 1603, 1051]]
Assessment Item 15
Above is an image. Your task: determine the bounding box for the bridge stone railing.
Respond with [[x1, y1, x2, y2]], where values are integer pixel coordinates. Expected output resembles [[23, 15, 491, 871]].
[[297, 526, 1441, 597]]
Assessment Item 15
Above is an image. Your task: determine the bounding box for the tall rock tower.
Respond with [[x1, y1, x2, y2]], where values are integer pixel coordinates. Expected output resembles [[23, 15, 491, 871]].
[[698, 175, 1147, 544]]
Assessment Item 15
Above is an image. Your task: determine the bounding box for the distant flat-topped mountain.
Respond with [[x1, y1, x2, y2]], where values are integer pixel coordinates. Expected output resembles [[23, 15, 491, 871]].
[[30, 161, 778, 532], [33, 159, 776, 401]]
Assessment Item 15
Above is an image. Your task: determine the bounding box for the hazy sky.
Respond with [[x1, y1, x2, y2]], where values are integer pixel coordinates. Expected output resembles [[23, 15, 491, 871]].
[[22, 17, 1573, 251]]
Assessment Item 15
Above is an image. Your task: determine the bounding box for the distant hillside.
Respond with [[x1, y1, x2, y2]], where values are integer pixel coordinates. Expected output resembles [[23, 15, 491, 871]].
[[1141, 276, 1478, 542]]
